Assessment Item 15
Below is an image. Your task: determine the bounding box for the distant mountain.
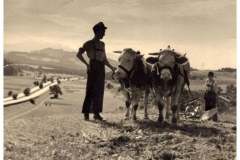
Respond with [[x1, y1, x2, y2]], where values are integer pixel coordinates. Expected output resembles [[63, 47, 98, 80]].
[[4, 48, 118, 75]]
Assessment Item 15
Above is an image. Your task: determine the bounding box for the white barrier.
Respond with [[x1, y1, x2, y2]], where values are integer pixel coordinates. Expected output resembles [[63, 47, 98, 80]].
[[4, 81, 57, 106], [4, 81, 52, 102], [4, 77, 79, 106], [218, 95, 231, 103]]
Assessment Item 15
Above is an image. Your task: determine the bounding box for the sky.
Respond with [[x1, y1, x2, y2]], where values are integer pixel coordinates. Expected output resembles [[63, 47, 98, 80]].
[[4, 0, 236, 69]]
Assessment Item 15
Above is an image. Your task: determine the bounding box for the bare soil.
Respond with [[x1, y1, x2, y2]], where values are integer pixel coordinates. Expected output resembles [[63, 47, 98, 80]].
[[4, 78, 236, 160]]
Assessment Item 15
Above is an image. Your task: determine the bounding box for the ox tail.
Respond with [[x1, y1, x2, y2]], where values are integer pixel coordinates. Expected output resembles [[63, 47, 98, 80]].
[[187, 83, 193, 97], [183, 69, 192, 97]]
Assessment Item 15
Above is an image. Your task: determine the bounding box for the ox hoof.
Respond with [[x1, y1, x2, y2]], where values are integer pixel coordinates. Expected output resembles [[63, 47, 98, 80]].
[[125, 113, 130, 120], [172, 117, 177, 124], [124, 116, 130, 120], [133, 116, 137, 121]]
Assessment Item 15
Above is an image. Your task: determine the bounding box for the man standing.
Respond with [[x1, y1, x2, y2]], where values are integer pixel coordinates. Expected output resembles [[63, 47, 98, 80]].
[[76, 22, 116, 121]]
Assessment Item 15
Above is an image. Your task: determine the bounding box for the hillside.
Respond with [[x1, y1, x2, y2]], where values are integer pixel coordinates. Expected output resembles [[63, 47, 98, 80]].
[[4, 48, 117, 75]]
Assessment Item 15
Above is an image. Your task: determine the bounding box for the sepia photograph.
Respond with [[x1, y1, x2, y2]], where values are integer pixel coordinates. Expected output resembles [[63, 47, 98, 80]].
[[4, 0, 236, 159]]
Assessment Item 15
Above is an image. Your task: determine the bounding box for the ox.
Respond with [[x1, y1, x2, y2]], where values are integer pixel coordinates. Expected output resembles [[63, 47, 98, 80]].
[[113, 48, 152, 120], [147, 49, 190, 124]]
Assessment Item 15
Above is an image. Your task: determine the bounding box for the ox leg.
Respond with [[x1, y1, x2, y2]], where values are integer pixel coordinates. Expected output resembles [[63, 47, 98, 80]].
[[157, 100, 164, 123], [125, 100, 131, 120], [172, 95, 180, 124], [165, 96, 171, 120], [123, 91, 131, 120], [171, 77, 184, 124], [144, 89, 150, 119], [171, 104, 178, 124], [132, 104, 138, 121], [131, 90, 141, 121]]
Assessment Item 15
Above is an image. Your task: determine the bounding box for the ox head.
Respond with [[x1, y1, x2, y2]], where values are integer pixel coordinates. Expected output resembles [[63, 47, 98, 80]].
[[148, 50, 176, 85], [157, 50, 176, 81], [114, 48, 143, 80]]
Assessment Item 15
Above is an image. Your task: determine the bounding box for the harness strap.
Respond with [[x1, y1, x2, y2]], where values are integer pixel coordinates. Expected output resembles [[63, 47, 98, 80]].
[[118, 64, 136, 79], [118, 65, 131, 75], [118, 61, 147, 89]]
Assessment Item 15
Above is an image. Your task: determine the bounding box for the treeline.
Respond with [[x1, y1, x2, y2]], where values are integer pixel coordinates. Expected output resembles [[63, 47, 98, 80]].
[[218, 67, 236, 72], [190, 67, 198, 71], [4, 59, 22, 76]]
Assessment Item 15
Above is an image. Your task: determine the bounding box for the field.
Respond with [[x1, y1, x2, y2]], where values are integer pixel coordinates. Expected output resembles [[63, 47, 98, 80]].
[[190, 70, 236, 91], [4, 76, 36, 97], [4, 71, 236, 160]]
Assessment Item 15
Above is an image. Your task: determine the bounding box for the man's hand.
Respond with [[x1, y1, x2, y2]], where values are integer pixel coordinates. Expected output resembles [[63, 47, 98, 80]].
[[104, 59, 117, 73]]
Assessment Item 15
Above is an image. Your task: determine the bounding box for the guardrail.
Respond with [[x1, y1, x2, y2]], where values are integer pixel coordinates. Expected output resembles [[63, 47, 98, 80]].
[[4, 82, 52, 102], [4, 77, 79, 107]]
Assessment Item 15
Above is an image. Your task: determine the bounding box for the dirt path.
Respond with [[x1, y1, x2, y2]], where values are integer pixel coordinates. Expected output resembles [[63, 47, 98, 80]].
[[4, 80, 236, 160]]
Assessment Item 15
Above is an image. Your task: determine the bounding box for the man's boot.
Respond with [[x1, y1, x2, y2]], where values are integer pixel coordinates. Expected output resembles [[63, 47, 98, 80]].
[[84, 113, 89, 121], [213, 114, 218, 122], [94, 113, 103, 121]]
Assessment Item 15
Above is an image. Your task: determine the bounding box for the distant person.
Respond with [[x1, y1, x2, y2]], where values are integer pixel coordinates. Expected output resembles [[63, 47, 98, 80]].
[[204, 71, 218, 121], [76, 22, 116, 121]]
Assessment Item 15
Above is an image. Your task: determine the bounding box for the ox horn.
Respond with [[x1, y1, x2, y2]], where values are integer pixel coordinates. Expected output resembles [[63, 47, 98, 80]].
[[113, 50, 122, 54], [148, 52, 161, 56], [136, 50, 141, 54]]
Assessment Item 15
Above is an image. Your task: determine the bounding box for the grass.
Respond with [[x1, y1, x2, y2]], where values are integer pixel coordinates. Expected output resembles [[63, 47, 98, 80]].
[[4, 76, 35, 97]]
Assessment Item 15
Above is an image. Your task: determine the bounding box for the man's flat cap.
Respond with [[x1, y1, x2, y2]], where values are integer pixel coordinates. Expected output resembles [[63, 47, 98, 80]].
[[93, 22, 107, 31]]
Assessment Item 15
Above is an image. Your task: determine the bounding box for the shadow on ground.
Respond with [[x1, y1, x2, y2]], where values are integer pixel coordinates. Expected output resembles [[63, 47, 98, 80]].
[[98, 119, 224, 138]]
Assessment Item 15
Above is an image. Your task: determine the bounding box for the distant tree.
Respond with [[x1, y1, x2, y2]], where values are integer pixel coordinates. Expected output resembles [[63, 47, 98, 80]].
[[42, 74, 47, 83], [8, 91, 13, 96], [33, 81, 39, 86], [218, 67, 236, 72], [57, 79, 61, 84], [23, 88, 31, 96], [39, 83, 43, 89], [4, 59, 21, 76], [12, 93, 18, 100]]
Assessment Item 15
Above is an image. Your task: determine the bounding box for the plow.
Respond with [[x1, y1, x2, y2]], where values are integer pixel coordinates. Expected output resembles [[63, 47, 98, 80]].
[[182, 94, 234, 121]]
